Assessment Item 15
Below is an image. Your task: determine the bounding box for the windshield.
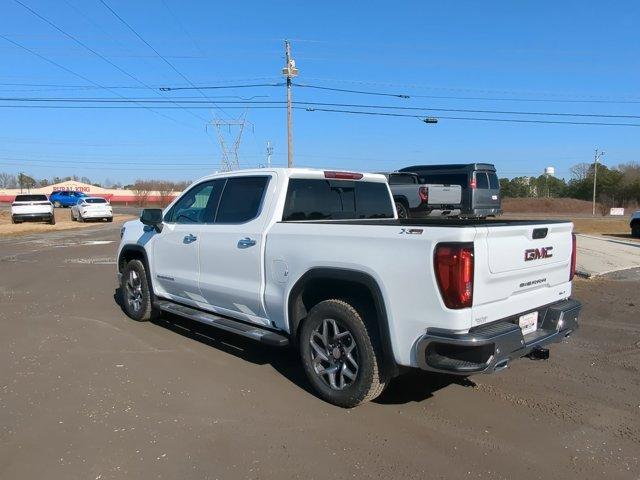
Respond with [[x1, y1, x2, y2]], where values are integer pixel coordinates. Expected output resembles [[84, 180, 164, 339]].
[[85, 198, 107, 204], [15, 195, 48, 202]]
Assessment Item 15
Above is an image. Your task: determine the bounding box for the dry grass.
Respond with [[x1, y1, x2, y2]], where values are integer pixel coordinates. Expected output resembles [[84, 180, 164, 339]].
[[0, 209, 134, 237]]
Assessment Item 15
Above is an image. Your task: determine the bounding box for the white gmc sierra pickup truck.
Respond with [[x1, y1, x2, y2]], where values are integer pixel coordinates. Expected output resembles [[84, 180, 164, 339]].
[[117, 168, 581, 407]]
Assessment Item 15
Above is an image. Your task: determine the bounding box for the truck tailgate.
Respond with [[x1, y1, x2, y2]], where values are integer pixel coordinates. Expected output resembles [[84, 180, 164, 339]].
[[473, 222, 574, 311], [427, 185, 462, 205]]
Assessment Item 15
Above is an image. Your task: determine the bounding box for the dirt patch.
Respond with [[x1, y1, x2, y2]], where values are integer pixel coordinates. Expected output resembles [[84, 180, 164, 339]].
[[503, 197, 597, 214], [0, 209, 134, 237]]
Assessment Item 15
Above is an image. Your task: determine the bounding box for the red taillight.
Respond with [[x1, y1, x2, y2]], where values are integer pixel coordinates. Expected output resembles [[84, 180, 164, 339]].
[[469, 179, 477, 189], [569, 233, 577, 280], [418, 186, 429, 203], [324, 171, 364, 180], [434, 243, 474, 309]]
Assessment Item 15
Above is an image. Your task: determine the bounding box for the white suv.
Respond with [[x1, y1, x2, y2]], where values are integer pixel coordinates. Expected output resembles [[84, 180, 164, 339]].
[[71, 197, 113, 222], [11, 194, 55, 225]]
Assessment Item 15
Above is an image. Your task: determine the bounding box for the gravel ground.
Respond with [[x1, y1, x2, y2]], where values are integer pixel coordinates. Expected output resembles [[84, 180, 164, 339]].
[[0, 224, 638, 479]]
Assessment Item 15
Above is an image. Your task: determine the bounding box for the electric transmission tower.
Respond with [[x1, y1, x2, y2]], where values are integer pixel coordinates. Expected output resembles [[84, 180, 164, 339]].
[[208, 117, 247, 172]]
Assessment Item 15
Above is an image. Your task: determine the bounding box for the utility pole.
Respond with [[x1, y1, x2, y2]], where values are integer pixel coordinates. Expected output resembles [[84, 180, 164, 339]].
[[282, 40, 298, 168], [592, 147, 605, 216], [266, 141, 273, 168]]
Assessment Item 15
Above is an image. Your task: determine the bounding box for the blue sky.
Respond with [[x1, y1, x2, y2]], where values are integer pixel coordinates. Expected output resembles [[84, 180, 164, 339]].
[[1, 0, 639, 184]]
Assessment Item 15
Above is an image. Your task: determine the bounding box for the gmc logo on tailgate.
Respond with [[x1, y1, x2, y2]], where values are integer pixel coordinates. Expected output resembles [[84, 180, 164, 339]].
[[524, 247, 553, 261]]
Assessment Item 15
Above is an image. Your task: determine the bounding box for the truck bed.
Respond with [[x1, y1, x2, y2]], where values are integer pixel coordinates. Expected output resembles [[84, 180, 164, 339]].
[[281, 218, 571, 227]]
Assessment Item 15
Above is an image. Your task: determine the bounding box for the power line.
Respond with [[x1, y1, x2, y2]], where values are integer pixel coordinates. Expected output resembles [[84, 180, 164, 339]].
[[2, 97, 639, 119], [11, 0, 208, 125], [0, 33, 196, 129], [97, 0, 228, 119], [159, 82, 284, 91], [300, 107, 640, 127], [294, 82, 410, 98]]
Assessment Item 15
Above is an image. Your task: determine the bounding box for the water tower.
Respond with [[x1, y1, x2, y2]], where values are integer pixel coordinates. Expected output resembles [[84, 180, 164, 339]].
[[544, 166, 555, 197]]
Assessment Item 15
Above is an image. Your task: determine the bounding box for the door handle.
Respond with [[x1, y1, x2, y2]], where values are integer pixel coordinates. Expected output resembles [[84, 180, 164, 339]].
[[237, 237, 256, 249], [183, 234, 197, 244]]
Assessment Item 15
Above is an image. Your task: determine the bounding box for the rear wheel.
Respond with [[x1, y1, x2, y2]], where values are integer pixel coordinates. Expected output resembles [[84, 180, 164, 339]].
[[49, 214, 55, 225], [299, 299, 388, 408], [70, 210, 76, 221], [77, 213, 84, 222], [632, 223, 640, 238], [121, 259, 159, 322], [395, 201, 409, 219], [11, 216, 17, 224], [106, 217, 113, 223]]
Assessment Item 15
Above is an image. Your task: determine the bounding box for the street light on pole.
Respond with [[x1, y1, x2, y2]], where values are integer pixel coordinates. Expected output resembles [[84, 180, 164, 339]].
[[592, 147, 605, 216]]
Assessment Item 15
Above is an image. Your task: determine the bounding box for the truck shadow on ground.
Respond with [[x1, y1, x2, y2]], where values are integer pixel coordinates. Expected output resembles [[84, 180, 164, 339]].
[[114, 288, 474, 405]]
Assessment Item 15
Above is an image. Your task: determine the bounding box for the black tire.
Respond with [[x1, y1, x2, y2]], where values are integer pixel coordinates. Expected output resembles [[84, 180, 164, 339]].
[[77, 213, 84, 223], [70, 210, 76, 221], [49, 214, 56, 225], [632, 224, 640, 238], [121, 259, 160, 322], [11, 216, 17, 224], [395, 201, 409, 219], [107, 217, 113, 223], [299, 299, 388, 408]]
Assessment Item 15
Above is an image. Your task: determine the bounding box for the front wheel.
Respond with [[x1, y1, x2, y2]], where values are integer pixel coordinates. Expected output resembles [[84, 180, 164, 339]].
[[299, 299, 388, 408], [70, 210, 76, 221], [121, 260, 160, 322], [53, 201, 61, 208], [49, 214, 56, 225], [77, 213, 84, 222], [632, 224, 640, 238]]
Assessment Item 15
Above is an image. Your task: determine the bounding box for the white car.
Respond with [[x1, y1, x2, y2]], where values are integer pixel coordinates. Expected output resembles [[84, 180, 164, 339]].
[[11, 194, 55, 225], [71, 197, 113, 222], [117, 168, 580, 407]]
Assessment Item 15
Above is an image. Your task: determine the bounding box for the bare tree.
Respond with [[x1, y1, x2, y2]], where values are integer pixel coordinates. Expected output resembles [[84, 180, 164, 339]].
[[0, 172, 18, 189], [132, 180, 153, 207], [569, 163, 591, 181], [156, 181, 175, 207]]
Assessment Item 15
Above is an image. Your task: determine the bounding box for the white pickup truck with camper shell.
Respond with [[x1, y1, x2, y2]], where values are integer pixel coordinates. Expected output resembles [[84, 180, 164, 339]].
[[117, 168, 581, 407]]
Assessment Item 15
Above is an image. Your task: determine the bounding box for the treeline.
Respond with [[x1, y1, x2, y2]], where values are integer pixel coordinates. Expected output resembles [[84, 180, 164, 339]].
[[499, 161, 640, 211], [130, 179, 191, 207], [0, 172, 121, 189]]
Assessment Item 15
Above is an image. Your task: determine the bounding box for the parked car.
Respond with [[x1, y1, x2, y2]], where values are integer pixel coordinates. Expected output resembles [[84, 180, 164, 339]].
[[380, 172, 462, 218], [11, 194, 55, 225], [631, 211, 640, 238], [49, 190, 87, 208], [117, 168, 580, 408], [399, 163, 501, 218], [71, 197, 113, 222]]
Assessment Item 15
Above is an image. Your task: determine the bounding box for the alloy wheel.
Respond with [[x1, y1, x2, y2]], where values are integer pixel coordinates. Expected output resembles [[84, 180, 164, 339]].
[[125, 270, 143, 313], [309, 318, 359, 390]]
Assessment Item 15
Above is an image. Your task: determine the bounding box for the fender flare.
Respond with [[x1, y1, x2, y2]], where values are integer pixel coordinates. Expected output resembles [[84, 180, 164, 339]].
[[288, 267, 397, 375]]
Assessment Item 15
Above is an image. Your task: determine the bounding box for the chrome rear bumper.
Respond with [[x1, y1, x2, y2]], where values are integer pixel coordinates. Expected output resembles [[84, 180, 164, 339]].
[[415, 298, 581, 374]]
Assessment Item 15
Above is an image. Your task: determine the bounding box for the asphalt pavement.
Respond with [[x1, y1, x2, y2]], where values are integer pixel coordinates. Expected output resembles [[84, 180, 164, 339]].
[[1, 224, 639, 479]]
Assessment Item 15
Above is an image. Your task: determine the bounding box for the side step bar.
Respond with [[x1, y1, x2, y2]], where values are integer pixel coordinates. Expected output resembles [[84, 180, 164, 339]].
[[155, 300, 289, 347]]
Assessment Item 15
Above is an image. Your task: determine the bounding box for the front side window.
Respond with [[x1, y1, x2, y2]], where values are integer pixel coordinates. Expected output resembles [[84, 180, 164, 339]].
[[215, 176, 270, 224], [165, 180, 223, 224], [283, 179, 394, 221]]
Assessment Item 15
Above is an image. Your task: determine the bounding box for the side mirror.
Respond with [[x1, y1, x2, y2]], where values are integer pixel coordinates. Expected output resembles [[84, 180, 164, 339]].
[[140, 208, 164, 232]]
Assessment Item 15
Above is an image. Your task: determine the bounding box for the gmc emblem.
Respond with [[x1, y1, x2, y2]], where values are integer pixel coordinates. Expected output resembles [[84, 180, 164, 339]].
[[524, 247, 553, 261]]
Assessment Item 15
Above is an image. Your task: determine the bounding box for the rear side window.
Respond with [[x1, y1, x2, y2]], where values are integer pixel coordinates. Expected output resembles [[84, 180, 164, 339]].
[[215, 176, 270, 224], [388, 174, 417, 185], [283, 179, 394, 221], [476, 172, 489, 189], [488, 172, 499, 189], [15, 194, 48, 202]]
